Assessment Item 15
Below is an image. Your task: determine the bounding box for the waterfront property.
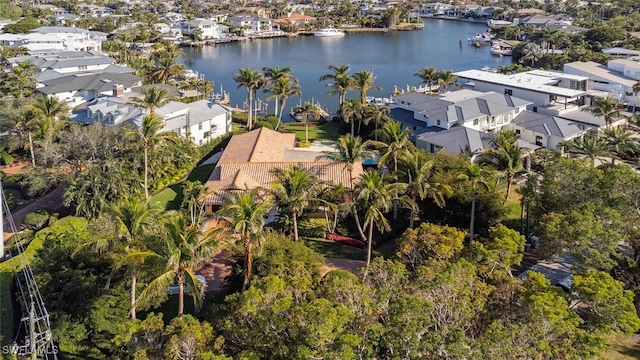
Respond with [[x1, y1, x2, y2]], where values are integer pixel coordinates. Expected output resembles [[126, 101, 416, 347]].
[[200, 127, 362, 212]]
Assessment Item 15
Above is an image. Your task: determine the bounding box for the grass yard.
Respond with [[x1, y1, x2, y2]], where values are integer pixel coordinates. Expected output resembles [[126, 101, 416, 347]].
[[282, 120, 341, 142], [303, 237, 366, 261], [149, 163, 216, 210]]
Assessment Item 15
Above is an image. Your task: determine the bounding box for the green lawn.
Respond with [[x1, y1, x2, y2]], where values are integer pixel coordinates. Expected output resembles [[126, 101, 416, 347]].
[[600, 332, 640, 360], [303, 237, 366, 261], [149, 163, 216, 210], [282, 120, 341, 142]]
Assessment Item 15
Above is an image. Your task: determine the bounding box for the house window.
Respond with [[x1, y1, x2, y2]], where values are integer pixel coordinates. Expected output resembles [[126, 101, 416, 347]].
[[413, 126, 417, 131], [504, 89, 512, 96], [515, 129, 521, 135], [535, 135, 543, 146], [473, 119, 479, 126], [430, 143, 435, 153], [437, 120, 441, 126], [198, 123, 203, 130], [78, 65, 87, 70], [515, 108, 520, 114]]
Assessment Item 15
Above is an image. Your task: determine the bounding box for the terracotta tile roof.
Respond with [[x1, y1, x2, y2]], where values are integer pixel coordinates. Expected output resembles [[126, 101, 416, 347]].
[[217, 127, 296, 163], [201, 161, 363, 206]]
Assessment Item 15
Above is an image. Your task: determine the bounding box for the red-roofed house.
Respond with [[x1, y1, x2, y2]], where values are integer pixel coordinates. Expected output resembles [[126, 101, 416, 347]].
[[274, 13, 316, 26]]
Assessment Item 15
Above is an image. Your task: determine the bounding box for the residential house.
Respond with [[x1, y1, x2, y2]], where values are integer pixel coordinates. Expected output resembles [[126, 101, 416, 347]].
[[33, 4, 67, 16], [421, 2, 453, 15], [601, 47, 640, 58], [77, 4, 116, 17], [53, 14, 81, 25], [227, 15, 281, 35], [415, 126, 494, 154], [180, 18, 229, 39], [390, 89, 531, 136], [155, 100, 232, 146], [154, 23, 183, 41], [200, 127, 362, 212], [563, 60, 640, 112], [36, 72, 142, 107], [507, 110, 591, 149], [514, 14, 572, 27], [0, 26, 103, 52], [274, 13, 316, 27], [455, 69, 588, 116]]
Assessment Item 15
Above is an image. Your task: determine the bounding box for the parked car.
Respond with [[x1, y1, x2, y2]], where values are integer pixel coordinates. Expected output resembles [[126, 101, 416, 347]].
[[167, 274, 207, 296]]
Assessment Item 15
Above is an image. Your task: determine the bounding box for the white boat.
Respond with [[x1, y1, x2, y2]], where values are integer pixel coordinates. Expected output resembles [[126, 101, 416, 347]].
[[489, 41, 513, 56], [313, 28, 345, 37]]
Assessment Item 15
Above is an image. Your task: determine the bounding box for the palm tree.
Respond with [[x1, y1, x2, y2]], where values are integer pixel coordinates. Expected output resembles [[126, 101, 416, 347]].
[[271, 166, 321, 242], [341, 98, 363, 137], [566, 135, 611, 166], [125, 114, 177, 199], [292, 102, 321, 142], [414, 67, 439, 93], [582, 97, 621, 128], [437, 69, 462, 93], [482, 130, 525, 203], [320, 135, 376, 241], [150, 56, 185, 84], [633, 79, 640, 96], [601, 127, 637, 164], [352, 70, 381, 106], [26, 95, 70, 166], [319, 64, 352, 111], [522, 43, 543, 67], [129, 86, 171, 115], [262, 65, 295, 118], [218, 190, 272, 292], [234, 68, 263, 130], [376, 120, 413, 218], [103, 198, 161, 320], [356, 169, 411, 276], [135, 214, 221, 317], [398, 151, 451, 228], [265, 76, 301, 130], [456, 163, 491, 243], [363, 105, 391, 141]]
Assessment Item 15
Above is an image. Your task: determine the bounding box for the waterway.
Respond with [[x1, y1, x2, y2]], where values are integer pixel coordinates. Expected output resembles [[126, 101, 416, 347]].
[[180, 18, 513, 113]]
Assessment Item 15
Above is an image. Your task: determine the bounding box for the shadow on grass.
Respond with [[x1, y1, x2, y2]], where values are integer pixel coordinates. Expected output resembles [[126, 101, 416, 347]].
[[303, 238, 366, 261], [150, 164, 216, 211]]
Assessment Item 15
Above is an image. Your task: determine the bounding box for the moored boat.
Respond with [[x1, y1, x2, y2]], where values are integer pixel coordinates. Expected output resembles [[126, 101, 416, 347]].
[[313, 28, 346, 37], [489, 41, 513, 56]]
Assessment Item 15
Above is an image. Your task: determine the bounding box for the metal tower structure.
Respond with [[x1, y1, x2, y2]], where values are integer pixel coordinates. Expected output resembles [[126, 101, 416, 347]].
[[1, 179, 58, 359]]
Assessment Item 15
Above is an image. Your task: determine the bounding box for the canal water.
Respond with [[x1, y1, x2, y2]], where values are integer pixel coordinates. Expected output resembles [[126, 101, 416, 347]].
[[180, 18, 512, 113]]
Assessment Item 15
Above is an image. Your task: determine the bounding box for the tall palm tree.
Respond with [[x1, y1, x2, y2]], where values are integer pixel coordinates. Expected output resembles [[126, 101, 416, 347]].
[[150, 56, 185, 84], [262, 65, 295, 117], [522, 42, 543, 67], [437, 69, 462, 93], [218, 190, 272, 292], [234, 68, 263, 130], [582, 97, 621, 128], [26, 95, 70, 166], [319, 64, 352, 111], [320, 135, 375, 241], [357, 169, 411, 276], [398, 151, 451, 228], [129, 86, 171, 116], [104, 198, 161, 320], [376, 120, 413, 218], [565, 135, 611, 166], [341, 98, 363, 137], [271, 166, 321, 242], [601, 127, 637, 164], [482, 130, 525, 203], [135, 214, 221, 317], [633, 80, 640, 96], [292, 101, 321, 142], [265, 76, 301, 130], [352, 70, 381, 106], [125, 114, 177, 199], [363, 105, 391, 141], [414, 67, 439, 93], [456, 163, 491, 243]]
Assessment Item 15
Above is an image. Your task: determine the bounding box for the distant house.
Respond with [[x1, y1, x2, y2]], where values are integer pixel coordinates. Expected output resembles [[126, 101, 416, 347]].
[[390, 89, 531, 136], [77, 4, 116, 17], [155, 100, 232, 146], [507, 110, 591, 150], [0, 26, 103, 52], [227, 15, 281, 35], [515, 14, 572, 27], [36, 72, 142, 106], [200, 127, 362, 211], [274, 13, 316, 27], [180, 18, 229, 39], [602, 47, 640, 58], [455, 69, 588, 116]]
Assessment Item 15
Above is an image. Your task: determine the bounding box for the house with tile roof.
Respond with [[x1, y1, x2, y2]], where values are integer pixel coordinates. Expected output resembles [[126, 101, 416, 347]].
[[200, 127, 362, 211]]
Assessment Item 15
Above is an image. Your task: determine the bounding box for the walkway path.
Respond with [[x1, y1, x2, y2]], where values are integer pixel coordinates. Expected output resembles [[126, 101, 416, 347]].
[[3, 183, 65, 240]]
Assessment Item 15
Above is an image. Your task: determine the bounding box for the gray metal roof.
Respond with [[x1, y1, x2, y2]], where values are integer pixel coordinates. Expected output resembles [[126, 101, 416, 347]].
[[38, 73, 142, 94], [157, 100, 230, 130], [554, 109, 607, 128], [512, 110, 590, 138], [417, 126, 494, 154]]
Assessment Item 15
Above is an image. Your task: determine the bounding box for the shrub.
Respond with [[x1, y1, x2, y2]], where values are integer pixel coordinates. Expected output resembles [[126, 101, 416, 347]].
[[298, 218, 327, 238], [298, 139, 311, 148], [22, 210, 50, 230]]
